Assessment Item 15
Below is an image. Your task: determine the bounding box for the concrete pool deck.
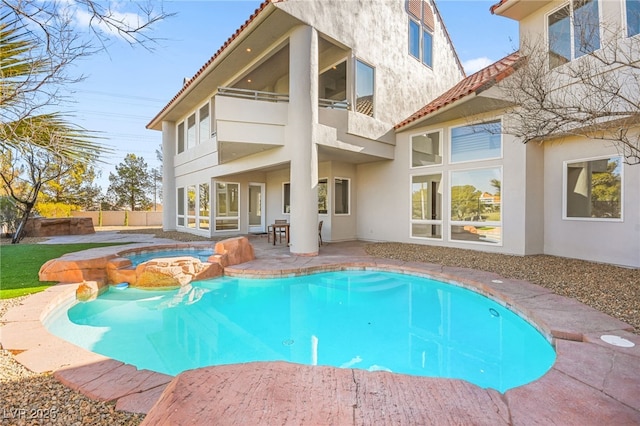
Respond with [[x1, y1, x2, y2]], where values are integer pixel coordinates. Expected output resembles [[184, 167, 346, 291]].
[[1, 234, 639, 424]]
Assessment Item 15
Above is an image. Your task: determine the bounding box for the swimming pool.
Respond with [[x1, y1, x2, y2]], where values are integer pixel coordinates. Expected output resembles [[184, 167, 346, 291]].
[[123, 247, 214, 266], [44, 270, 555, 392]]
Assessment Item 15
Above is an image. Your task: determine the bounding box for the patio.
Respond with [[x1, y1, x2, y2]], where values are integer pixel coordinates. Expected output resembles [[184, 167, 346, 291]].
[[1, 235, 639, 424]]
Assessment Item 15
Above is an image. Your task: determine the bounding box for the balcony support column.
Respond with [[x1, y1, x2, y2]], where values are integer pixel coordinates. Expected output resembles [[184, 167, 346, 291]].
[[288, 25, 319, 256], [162, 121, 177, 231]]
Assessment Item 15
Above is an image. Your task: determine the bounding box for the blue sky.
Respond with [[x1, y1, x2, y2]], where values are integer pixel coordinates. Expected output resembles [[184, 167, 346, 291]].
[[68, 1, 518, 190]]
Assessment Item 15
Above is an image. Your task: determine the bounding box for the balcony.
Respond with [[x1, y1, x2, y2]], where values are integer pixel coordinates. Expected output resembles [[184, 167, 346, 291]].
[[215, 87, 289, 163]]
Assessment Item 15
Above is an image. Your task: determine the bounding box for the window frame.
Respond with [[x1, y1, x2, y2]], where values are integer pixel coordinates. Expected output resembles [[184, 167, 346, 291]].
[[334, 177, 351, 216], [177, 122, 185, 154], [448, 166, 503, 246], [186, 185, 197, 229], [546, 0, 602, 69], [410, 129, 443, 168], [449, 119, 503, 165], [283, 180, 329, 215], [355, 58, 375, 117], [214, 181, 240, 231], [177, 187, 185, 227], [409, 172, 443, 240], [198, 182, 210, 230], [562, 155, 624, 222], [406, 0, 434, 68], [625, 0, 640, 37], [198, 102, 211, 145]]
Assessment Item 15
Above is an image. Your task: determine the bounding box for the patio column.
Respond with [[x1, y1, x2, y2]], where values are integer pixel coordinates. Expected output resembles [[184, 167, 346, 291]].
[[288, 25, 319, 256], [162, 121, 176, 231]]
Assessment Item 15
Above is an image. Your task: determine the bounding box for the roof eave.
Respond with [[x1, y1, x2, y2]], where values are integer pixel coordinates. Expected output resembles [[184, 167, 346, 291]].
[[146, 1, 278, 131]]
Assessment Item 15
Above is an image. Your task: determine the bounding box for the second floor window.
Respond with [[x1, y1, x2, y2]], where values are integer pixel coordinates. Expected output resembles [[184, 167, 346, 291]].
[[628, 0, 640, 37], [548, 0, 600, 69], [355, 60, 375, 117], [407, 0, 434, 68]]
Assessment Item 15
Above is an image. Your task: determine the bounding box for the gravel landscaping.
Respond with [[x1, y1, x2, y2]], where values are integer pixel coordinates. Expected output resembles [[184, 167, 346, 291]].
[[1, 232, 637, 424]]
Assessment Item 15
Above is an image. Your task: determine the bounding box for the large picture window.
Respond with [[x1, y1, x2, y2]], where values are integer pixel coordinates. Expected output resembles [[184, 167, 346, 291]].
[[334, 178, 350, 215], [450, 120, 501, 163], [548, 0, 600, 69], [565, 156, 622, 220], [450, 168, 502, 245], [411, 130, 442, 167], [411, 174, 442, 239], [215, 182, 239, 231]]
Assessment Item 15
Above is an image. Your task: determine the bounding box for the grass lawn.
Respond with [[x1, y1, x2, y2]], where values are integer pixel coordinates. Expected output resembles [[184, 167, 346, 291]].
[[0, 243, 124, 299]]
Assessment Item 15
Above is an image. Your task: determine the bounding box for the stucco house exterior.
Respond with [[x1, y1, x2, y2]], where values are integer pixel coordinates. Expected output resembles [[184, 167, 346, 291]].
[[148, 0, 639, 268]]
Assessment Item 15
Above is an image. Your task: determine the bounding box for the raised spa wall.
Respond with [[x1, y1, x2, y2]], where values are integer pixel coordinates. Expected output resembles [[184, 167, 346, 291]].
[[38, 236, 255, 301]]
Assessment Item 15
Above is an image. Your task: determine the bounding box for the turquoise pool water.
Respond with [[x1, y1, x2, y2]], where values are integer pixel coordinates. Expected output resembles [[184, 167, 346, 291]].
[[44, 270, 555, 392], [123, 248, 214, 266]]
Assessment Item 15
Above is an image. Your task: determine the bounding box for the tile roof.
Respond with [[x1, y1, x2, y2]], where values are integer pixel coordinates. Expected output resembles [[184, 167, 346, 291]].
[[146, 0, 277, 129], [490, 0, 511, 14], [395, 51, 522, 130]]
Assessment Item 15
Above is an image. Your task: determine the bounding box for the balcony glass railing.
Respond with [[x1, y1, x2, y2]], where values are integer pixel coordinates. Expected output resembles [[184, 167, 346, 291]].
[[217, 87, 289, 103], [319, 98, 349, 110]]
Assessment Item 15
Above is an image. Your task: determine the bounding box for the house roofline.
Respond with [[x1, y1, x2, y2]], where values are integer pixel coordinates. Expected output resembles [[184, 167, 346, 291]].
[[395, 51, 522, 130], [146, 0, 281, 130]]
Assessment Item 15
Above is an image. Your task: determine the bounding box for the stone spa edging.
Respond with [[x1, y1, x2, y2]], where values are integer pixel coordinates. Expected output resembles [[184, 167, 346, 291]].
[[1, 247, 639, 424]]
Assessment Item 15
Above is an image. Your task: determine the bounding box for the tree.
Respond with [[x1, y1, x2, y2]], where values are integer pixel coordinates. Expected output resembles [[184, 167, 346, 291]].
[[39, 162, 101, 209], [495, 21, 640, 165], [0, 144, 73, 243], [450, 185, 482, 221], [108, 154, 153, 211], [1, 2, 171, 158]]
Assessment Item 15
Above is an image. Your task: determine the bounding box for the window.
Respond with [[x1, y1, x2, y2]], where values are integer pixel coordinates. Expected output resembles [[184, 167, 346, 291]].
[[177, 187, 185, 226], [406, 0, 434, 67], [215, 182, 239, 231], [318, 179, 328, 214], [355, 60, 374, 117], [283, 182, 291, 214], [187, 114, 196, 150], [199, 104, 210, 144], [450, 120, 501, 163], [334, 178, 350, 215], [411, 174, 442, 239], [628, 0, 640, 37], [565, 156, 622, 220], [411, 130, 442, 167], [199, 183, 210, 230], [450, 168, 502, 245], [283, 180, 328, 214], [187, 185, 196, 228], [177, 122, 185, 154], [548, 0, 600, 69]]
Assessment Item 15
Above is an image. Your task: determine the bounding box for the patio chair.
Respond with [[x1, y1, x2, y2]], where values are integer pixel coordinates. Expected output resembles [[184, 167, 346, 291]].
[[270, 219, 288, 243], [318, 220, 323, 246]]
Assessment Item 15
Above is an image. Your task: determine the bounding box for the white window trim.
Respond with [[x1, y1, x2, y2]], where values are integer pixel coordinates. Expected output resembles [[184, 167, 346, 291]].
[[408, 18, 421, 60], [623, 0, 640, 38], [422, 26, 433, 69], [355, 58, 375, 118], [447, 166, 503, 247], [546, 0, 603, 65], [197, 101, 211, 145], [214, 181, 240, 232], [410, 128, 444, 169], [562, 155, 624, 222], [318, 177, 330, 216], [197, 182, 211, 231], [176, 121, 185, 154], [448, 119, 503, 165], [334, 177, 351, 216], [177, 187, 185, 228], [282, 181, 290, 215], [409, 172, 443, 241]]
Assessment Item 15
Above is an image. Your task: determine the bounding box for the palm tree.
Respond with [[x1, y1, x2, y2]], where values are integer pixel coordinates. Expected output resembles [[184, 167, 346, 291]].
[[0, 12, 104, 162]]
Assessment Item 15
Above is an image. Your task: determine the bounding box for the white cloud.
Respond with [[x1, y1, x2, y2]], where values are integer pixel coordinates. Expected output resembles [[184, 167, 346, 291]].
[[73, 4, 145, 40], [462, 57, 494, 74]]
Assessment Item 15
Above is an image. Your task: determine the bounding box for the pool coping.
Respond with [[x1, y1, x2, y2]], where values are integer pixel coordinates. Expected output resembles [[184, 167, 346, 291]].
[[1, 240, 639, 423]]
